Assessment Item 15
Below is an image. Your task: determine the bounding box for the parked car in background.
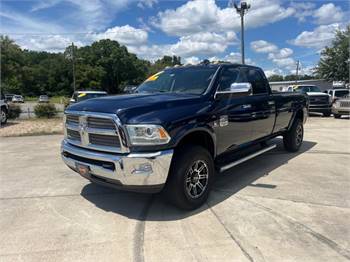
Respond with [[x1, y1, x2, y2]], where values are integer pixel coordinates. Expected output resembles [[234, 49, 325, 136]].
[[5, 94, 15, 103], [1, 92, 9, 124], [70, 91, 108, 104], [325, 89, 349, 104], [294, 85, 332, 117], [38, 95, 50, 103], [332, 95, 350, 118], [12, 95, 24, 103], [62, 63, 308, 210]]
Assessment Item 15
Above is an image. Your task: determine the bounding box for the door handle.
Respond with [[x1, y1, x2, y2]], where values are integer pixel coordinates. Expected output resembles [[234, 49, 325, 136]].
[[242, 104, 252, 109]]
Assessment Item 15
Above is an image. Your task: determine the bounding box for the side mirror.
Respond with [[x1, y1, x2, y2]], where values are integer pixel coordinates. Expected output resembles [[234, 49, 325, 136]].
[[229, 82, 252, 94], [215, 82, 252, 98]]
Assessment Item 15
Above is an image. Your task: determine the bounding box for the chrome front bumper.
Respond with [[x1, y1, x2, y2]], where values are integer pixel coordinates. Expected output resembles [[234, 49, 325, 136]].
[[61, 140, 173, 193]]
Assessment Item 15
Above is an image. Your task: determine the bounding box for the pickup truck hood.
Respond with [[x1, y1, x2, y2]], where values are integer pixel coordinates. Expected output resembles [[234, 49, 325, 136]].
[[66, 93, 207, 124], [306, 92, 329, 96]]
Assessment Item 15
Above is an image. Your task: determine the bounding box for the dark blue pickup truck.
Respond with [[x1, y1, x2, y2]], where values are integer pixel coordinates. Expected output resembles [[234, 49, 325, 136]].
[[61, 63, 308, 210]]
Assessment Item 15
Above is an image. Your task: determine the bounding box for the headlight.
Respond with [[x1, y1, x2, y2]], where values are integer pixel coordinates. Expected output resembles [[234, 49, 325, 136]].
[[328, 95, 332, 104], [125, 125, 171, 145]]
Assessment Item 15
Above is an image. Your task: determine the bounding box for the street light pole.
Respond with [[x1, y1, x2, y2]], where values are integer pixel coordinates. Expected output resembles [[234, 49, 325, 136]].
[[233, 1, 250, 64], [296, 60, 300, 84], [71, 42, 76, 92]]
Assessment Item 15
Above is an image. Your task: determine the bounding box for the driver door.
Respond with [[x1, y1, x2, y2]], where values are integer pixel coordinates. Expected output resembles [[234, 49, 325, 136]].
[[214, 66, 255, 155]]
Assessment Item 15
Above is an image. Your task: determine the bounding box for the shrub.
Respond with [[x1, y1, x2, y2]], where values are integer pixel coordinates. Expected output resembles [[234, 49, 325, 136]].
[[8, 104, 21, 119], [34, 103, 57, 118]]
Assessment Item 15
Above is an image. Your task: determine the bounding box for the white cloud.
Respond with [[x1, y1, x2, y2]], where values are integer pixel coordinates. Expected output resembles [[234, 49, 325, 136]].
[[207, 53, 254, 65], [291, 23, 342, 49], [252, 39, 296, 71], [137, 0, 158, 9], [251, 40, 278, 53], [0, 9, 63, 34], [17, 35, 83, 53], [128, 31, 237, 61], [290, 2, 316, 23], [313, 3, 344, 25], [31, 0, 61, 12], [268, 48, 293, 59], [92, 25, 148, 45], [264, 68, 284, 77], [151, 0, 294, 36], [183, 56, 201, 65], [271, 57, 295, 69]]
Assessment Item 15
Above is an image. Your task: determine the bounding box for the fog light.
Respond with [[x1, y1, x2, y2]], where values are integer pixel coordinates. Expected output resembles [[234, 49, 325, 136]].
[[131, 163, 153, 175]]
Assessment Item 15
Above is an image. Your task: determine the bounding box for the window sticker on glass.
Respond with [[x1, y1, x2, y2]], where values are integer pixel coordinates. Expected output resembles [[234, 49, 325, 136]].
[[146, 71, 163, 82]]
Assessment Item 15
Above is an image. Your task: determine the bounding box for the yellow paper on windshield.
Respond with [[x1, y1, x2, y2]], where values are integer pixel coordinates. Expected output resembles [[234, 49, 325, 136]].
[[146, 71, 163, 82], [78, 93, 87, 98]]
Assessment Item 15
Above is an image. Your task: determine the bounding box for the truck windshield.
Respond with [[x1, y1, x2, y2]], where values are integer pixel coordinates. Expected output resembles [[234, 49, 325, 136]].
[[136, 67, 217, 95], [335, 90, 349, 97], [296, 86, 322, 93]]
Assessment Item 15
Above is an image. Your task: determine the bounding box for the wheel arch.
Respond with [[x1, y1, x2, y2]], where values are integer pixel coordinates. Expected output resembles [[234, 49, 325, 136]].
[[174, 128, 216, 158]]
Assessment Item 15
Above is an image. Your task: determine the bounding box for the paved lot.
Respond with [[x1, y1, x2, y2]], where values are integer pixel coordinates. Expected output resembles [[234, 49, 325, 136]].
[[0, 117, 349, 262]]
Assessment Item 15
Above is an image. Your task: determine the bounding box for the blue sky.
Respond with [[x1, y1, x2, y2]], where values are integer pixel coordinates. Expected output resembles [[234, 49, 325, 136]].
[[0, 0, 348, 76]]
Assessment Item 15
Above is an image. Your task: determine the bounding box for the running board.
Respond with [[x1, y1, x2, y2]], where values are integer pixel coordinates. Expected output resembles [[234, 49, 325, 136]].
[[219, 144, 277, 173]]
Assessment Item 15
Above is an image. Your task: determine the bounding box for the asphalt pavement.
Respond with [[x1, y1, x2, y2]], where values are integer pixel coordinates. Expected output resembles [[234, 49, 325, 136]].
[[0, 116, 349, 262]]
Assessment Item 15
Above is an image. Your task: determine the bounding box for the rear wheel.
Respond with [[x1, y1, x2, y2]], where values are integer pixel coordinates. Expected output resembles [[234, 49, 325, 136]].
[[283, 118, 303, 152], [164, 145, 214, 210]]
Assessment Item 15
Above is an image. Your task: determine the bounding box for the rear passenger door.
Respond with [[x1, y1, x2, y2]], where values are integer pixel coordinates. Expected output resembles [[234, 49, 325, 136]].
[[243, 67, 275, 141]]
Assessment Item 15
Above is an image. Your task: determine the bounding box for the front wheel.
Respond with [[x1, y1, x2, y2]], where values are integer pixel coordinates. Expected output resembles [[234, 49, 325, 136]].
[[334, 114, 341, 119], [323, 112, 331, 117], [283, 118, 303, 152], [164, 145, 214, 210]]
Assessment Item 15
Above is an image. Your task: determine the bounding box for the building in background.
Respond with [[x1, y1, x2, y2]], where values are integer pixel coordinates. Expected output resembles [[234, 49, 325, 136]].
[[269, 79, 333, 92]]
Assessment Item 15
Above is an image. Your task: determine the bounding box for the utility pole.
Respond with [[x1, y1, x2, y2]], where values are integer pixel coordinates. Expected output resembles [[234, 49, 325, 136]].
[[295, 60, 300, 84], [71, 42, 76, 92], [232, 1, 251, 64]]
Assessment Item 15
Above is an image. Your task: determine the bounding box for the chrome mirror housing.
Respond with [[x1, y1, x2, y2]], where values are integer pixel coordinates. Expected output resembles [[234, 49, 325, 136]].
[[215, 82, 252, 98], [229, 82, 252, 94]]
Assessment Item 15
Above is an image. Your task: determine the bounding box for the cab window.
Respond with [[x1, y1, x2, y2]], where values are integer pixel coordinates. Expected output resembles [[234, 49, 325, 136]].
[[246, 68, 268, 94], [217, 68, 240, 91]]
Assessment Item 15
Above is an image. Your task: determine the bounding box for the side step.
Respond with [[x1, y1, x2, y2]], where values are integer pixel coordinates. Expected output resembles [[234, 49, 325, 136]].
[[219, 144, 277, 173]]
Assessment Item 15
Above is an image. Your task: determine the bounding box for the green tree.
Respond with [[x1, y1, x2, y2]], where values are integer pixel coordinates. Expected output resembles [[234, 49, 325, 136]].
[[0, 35, 24, 94], [268, 75, 284, 81], [316, 25, 350, 82], [149, 55, 182, 75]]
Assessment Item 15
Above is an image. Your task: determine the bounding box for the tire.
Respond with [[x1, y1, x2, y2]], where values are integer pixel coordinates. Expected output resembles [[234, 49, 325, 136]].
[[323, 112, 331, 117], [283, 118, 303, 152], [0, 107, 8, 125], [334, 114, 341, 119], [164, 145, 215, 210]]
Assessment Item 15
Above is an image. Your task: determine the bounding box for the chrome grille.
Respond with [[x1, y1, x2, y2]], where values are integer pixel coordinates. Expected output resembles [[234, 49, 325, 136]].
[[87, 117, 116, 129], [66, 115, 79, 125], [65, 112, 125, 153], [67, 129, 80, 141], [309, 96, 328, 104], [340, 101, 350, 107], [89, 134, 121, 147]]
